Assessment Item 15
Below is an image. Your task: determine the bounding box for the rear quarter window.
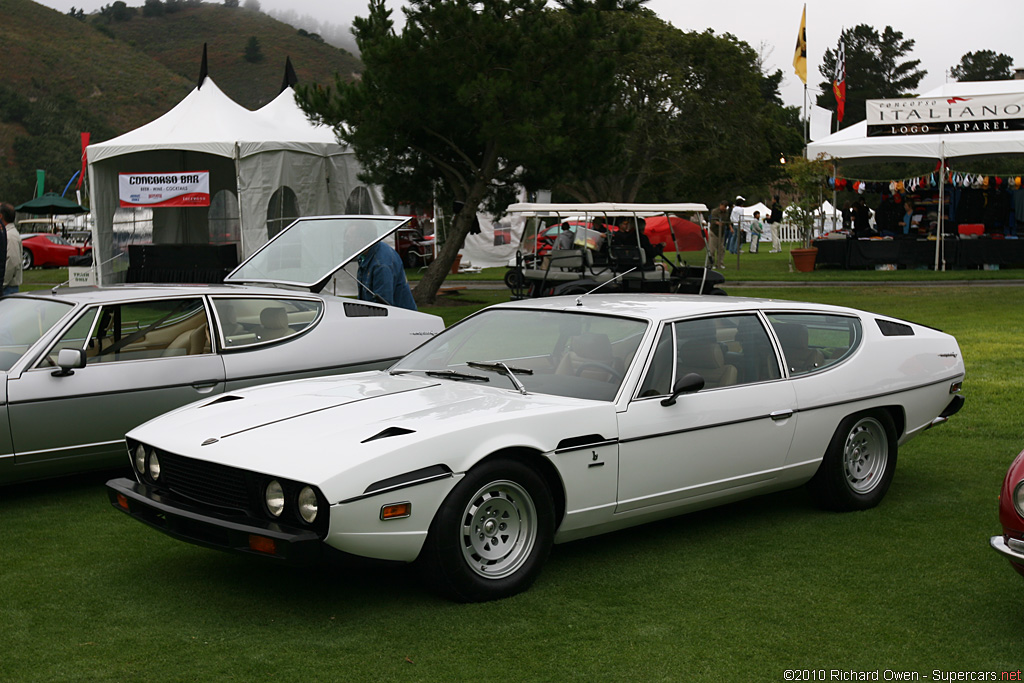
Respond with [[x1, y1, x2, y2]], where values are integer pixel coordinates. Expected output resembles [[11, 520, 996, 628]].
[[766, 313, 862, 376]]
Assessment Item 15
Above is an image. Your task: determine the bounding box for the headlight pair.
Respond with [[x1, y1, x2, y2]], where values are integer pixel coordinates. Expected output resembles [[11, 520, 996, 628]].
[[133, 444, 161, 482], [264, 480, 319, 524]]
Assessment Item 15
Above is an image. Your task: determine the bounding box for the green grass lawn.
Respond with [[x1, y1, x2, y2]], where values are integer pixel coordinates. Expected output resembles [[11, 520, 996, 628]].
[[2, 286, 1022, 681]]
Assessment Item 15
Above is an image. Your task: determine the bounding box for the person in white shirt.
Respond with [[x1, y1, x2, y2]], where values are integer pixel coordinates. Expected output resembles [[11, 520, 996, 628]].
[[729, 195, 745, 254]]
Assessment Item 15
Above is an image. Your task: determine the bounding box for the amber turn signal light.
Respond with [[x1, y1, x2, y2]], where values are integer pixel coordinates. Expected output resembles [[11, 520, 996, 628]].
[[248, 535, 277, 555], [380, 502, 411, 520]]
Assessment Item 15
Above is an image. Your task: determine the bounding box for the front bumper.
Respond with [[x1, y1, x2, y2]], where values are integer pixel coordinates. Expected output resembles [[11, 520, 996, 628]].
[[106, 477, 322, 565], [990, 534, 1024, 572]]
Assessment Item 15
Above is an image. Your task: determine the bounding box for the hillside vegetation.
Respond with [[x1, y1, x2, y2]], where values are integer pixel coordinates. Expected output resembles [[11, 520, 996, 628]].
[[0, 0, 360, 203]]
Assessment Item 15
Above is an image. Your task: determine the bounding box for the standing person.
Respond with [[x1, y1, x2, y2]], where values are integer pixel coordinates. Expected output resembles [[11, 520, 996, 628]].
[[767, 196, 783, 253], [0, 203, 11, 290], [748, 211, 764, 254], [708, 200, 730, 269], [356, 240, 418, 310], [852, 197, 872, 237], [4, 205, 21, 295], [729, 195, 745, 254]]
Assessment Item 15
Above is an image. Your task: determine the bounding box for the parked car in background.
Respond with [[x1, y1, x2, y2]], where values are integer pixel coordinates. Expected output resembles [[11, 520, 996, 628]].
[[991, 448, 1024, 577], [0, 215, 443, 485], [20, 233, 93, 269], [108, 294, 963, 602]]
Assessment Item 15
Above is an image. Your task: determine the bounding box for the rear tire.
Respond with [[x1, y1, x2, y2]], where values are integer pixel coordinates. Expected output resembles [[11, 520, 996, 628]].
[[807, 410, 897, 511], [419, 458, 554, 602], [22, 249, 33, 270]]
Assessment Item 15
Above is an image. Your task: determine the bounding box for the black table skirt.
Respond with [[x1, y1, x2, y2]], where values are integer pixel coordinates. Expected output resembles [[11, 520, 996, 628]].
[[811, 238, 1024, 269]]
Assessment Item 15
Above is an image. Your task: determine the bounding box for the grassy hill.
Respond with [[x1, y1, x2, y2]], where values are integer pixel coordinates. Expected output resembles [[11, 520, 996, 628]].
[[0, 0, 360, 203]]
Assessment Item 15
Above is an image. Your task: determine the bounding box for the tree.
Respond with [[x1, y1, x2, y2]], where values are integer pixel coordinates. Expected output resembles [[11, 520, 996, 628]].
[[243, 36, 263, 63], [224, 0, 239, 7], [782, 153, 831, 248], [297, 0, 638, 305], [244, 0, 261, 10], [556, 13, 803, 205], [817, 24, 926, 129], [950, 50, 1014, 82], [143, 0, 164, 17]]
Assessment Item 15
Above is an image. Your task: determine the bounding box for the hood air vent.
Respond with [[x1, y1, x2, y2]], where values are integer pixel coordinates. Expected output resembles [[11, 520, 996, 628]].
[[361, 426, 416, 443]]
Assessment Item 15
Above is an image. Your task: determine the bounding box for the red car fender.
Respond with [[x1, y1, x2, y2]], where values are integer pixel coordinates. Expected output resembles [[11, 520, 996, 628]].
[[998, 449, 1024, 576]]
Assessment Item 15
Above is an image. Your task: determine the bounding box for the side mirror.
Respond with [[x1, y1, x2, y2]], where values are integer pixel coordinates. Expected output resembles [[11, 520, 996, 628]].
[[660, 372, 705, 406], [52, 348, 86, 377]]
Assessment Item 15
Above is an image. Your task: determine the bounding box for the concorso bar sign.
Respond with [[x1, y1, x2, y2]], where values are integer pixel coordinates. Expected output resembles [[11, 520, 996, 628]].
[[118, 171, 211, 208]]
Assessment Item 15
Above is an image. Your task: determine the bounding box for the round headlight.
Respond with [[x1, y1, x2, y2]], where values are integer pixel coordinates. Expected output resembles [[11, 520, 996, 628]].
[[134, 445, 146, 475], [1014, 480, 1024, 518], [147, 451, 161, 481], [297, 486, 318, 524], [265, 480, 285, 517]]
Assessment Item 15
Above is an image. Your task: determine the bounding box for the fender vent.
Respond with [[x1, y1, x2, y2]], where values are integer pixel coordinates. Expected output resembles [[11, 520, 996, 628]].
[[345, 302, 389, 317], [361, 426, 416, 443], [876, 319, 914, 337], [203, 395, 245, 407]]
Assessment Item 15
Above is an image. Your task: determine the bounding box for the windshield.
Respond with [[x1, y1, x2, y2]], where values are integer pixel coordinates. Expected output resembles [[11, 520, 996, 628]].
[[225, 215, 411, 289], [394, 308, 649, 401], [0, 297, 74, 371]]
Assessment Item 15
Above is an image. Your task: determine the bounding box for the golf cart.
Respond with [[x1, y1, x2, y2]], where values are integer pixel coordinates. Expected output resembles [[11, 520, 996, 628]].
[[503, 202, 726, 299]]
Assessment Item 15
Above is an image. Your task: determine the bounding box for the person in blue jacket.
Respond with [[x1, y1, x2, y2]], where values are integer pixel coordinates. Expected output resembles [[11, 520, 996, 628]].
[[356, 241, 418, 310]]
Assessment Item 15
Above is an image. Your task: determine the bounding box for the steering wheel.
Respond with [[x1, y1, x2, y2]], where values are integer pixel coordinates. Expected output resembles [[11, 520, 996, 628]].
[[574, 362, 623, 383]]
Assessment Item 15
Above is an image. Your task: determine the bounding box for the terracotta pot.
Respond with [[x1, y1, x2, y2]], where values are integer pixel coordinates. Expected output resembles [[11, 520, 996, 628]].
[[791, 247, 818, 273], [450, 254, 463, 274]]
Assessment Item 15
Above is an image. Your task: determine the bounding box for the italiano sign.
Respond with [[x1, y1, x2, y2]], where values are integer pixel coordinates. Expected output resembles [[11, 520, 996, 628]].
[[118, 171, 211, 208], [866, 93, 1024, 137]]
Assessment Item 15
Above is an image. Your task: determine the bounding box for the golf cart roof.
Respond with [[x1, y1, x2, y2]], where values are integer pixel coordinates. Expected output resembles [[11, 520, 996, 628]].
[[505, 202, 708, 217]]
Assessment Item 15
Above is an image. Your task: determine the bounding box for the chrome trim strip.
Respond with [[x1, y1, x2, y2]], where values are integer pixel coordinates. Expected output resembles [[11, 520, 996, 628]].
[[339, 472, 453, 505], [554, 438, 618, 454], [7, 439, 122, 458], [620, 373, 964, 445]]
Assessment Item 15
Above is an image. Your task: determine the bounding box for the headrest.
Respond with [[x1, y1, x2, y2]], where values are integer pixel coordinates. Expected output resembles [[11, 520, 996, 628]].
[[682, 340, 723, 369], [774, 322, 808, 348], [260, 307, 288, 329]]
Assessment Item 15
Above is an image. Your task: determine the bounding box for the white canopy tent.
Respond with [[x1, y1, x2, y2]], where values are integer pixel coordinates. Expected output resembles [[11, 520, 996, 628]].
[[87, 78, 386, 284], [806, 80, 1024, 163], [806, 80, 1024, 269]]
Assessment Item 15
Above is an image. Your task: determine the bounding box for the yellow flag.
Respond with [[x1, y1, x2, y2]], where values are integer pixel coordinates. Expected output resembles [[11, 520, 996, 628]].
[[793, 5, 807, 85]]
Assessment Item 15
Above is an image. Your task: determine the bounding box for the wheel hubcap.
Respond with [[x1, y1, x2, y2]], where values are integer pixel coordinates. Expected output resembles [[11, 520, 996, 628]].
[[843, 417, 888, 494], [461, 480, 536, 579]]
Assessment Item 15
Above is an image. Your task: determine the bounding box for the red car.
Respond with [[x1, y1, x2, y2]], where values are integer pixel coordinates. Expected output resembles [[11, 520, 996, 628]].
[[20, 233, 92, 269], [991, 448, 1024, 576]]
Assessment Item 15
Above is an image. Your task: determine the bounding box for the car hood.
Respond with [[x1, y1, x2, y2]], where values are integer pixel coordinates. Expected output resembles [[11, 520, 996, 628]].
[[128, 371, 616, 497]]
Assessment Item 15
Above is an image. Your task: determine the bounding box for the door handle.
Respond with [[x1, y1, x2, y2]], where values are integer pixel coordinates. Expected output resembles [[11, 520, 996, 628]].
[[770, 409, 794, 421], [191, 380, 221, 393]]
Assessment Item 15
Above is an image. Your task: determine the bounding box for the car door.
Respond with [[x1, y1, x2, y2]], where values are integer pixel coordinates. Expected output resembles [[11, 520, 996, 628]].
[[615, 313, 798, 513], [7, 296, 226, 469]]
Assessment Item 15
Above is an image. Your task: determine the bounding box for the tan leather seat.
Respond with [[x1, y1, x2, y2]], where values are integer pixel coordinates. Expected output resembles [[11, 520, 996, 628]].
[[556, 333, 620, 382], [774, 323, 825, 374], [678, 339, 737, 388], [257, 307, 291, 341]]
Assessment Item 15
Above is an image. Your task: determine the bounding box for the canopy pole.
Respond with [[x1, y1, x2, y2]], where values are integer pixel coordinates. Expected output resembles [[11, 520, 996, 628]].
[[934, 144, 945, 271]]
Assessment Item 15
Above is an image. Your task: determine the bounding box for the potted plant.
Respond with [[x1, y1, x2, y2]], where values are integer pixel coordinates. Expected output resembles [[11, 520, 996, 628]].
[[784, 154, 831, 272]]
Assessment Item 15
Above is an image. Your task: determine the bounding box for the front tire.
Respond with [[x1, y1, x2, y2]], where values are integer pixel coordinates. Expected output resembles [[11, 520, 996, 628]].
[[807, 410, 897, 511], [22, 249, 33, 270], [420, 458, 554, 602]]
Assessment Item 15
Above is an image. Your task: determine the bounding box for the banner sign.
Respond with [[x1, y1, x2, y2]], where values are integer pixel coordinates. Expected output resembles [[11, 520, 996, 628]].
[[867, 93, 1024, 137], [118, 171, 210, 207]]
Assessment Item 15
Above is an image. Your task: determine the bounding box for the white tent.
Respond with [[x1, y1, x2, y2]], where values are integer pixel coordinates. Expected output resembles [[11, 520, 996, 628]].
[[87, 78, 386, 284], [807, 80, 1024, 162]]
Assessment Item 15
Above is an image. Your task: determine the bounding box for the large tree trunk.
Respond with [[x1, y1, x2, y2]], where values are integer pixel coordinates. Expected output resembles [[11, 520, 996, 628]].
[[412, 181, 490, 306]]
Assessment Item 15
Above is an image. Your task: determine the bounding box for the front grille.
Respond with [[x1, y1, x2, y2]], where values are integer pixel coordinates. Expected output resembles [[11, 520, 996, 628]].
[[158, 451, 251, 512]]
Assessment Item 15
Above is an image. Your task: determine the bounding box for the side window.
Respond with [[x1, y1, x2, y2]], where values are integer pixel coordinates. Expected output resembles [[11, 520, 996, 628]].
[[638, 315, 780, 397], [767, 313, 862, 376], [42, 308, 99, 367], [65, 299, 210, 364], [212, 297, 324, 349]]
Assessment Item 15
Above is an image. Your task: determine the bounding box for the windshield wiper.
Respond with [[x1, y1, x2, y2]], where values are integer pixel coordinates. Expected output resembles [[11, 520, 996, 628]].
[[467, 361, 530, 395], [466, 361, 534, 375], [424, 369, 490, 382]]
